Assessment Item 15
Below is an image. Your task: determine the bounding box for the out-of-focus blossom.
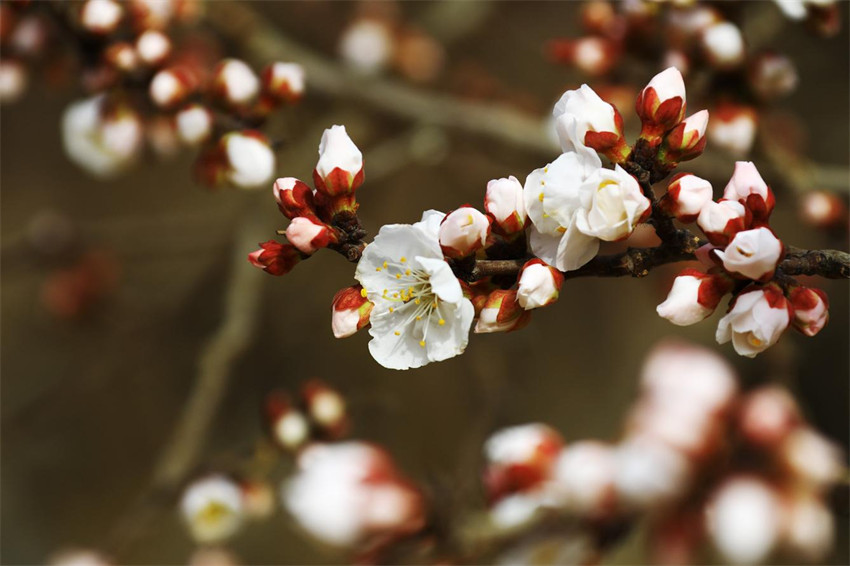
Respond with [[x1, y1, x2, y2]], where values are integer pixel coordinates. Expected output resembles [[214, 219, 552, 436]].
[[265, 390, 310, 451], [483, 423, 563, 501], [80, 0, 123, 35], [339, 19, 394, 74], [49, 549, 113, 566], [707, 477, 782, 565], [180, 475, 245, 544], [212, 59, 260, 106], [800, 190, 848, 230], [62, 96, 143, 178], [0, 59, 28, 103], [778, 427, 845, 489], [749, 52, 798, 101], [222, 131, 276, 189], [149, 67, 195, 108], [549, 441, 617, 516], [262, 62, 305, 103], [708, 104, 758, 157], [302, 380, 348, 438], [701, 22, 745, 70], [175, 103, 212, 145], [738, 386, 800, 448], [135, 30, 171, 66]]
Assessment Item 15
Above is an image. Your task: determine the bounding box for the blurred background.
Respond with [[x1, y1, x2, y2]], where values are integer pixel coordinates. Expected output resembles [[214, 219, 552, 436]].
[[1, 1, 848, 564]]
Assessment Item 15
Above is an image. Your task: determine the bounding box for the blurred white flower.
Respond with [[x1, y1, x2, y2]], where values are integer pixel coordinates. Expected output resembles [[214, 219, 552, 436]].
[[180, 475, 245, 544], [62, 96, 143, 178]]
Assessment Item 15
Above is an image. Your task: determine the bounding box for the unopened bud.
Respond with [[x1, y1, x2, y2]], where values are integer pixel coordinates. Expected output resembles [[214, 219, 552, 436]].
[[212, 59, 260, 106], [273, 177, 316, 220], [656, 268, 733, 326], [485, 176, 527, 234], [313, 125, 364, 197], [439, 206, 490, 259], [716, 227, 783, 282], [175, 103, 212, 145], [660, 173, 713, 222], [262, 62, 305, 103], [660, 110, 709, 165], [475, 289, 530, 333], [517, 259, 563, 310], [636, 67, 687, 141], [285, 217, 335, 255], [248, 241, 302, 276], [789, 286, 829, 337], [723, 161, 775, 222], [697, 199, 749, 246], [331, 285, 373, 339]]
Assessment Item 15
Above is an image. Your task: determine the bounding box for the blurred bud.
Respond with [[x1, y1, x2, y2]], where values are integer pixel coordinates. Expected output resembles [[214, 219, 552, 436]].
[[339, 18, 394, 74], [707, 477, 782, 565], [474, 289, 530, 333], [62, 96, 143, 178], [656, 268, 733, 326], [697, 199, 749, 246], [283, 442, 425, 547], [222, 131, 276, 189], [660, 110, 709, 165], [261, 62, 305, 103], [0, 59, 27, 104], [485, 176, 527, 234], [302, 380, 349, 438], [549, 441, 616, 516], [146, 115, 180, 158], [248, 241, 302, 276], [273, 178, 316, 220], [636, 67, 686, 141], [517, 259, 563, 310], [781, 495, 835, 562], [180, 475, 245, 544], [789, 286, 829, 337], [581, 1, 618, 34], [800, 190, 848, 230], [614, 436, 692, 510], [701, 22, 745, 70], [723, 161, 775, 222], [716, 285, 792, 358], [439, 206, 490, 259], [80, 0, 123, 35], [749, 52, 798, 101], [547, 37, 619, 77], [716, 227, 783, 282], [135, 29, 171, 66], [395, 29, 444, 84], [11, 16, 49, 57], [212, 59, 260, 106], [779, 426, 845, 490], [660, 173, 713, 222], [265, 390, 310, 451], [104, 42, 139, 73], [331, 285, 373, 339], [708, 103, 758, 157], [241, 480, 276, 521], [27, 210, 77, 257], [188, 548, 240, 566], [285, 217, 335, 255], [175, 103, 212, 146], [483, 423, 563, 502], [149, 67, 195, 109], [738, 386, 800, 448], [313, 125, 364, 197], [128, 0, 176, 31], [49, 549, 113, 566], [662, 50, 690, 77]]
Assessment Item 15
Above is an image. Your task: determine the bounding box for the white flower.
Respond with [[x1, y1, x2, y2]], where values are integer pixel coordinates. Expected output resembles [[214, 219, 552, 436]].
[[716, 287, 791, 357], [438, 207, 490, 258], [214, 59, 259, 105], [715, 227, 782, 281], [701, 22, 745, 69], [485, 176, 527, 233], [355, 210, 474, 370], [708, 477, 782, 565], [223, 132, 276, 189], [339, 19, 394, 74], [614, 437, 691, 510], [549, 442, 616, 515], [575, 165, 650, 241], [524, 151, 602, 272], [553, 84, 622, 157], [135, 30, 171, 66], [180, 475, 245, 544], [62, 96, 143, 178], [80, 0, 123, 34], [656, 272, 712, 326], [517, 261, 562, 310], [175, 104, 212, 145]]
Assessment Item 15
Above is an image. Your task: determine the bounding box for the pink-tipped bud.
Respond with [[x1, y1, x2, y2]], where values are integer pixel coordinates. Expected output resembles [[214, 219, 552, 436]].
[[485, 176, 527, 234], [331, 285, 373, 339], [273, 177, 316, 220], [285, 217, 335, 255], [212, 58, 260, 106], [248, 241, 302, 276], [261, 62, 305, 103], [789, 286, 829, 337], [660, 110, 709, 164], [723, 161, 775, 222], [313, 125, 364, 197], [661, 173, 713, 223], [80, 0, 123, 35], [135, 29, 171, 66], [474, 289, 530, 334], [175, 103, 212, 146], [708, 103, 758, 157], [438, 206, 490, 259], [483, 423, 563, 502], [636, 67, 687, 141], [149, 67, 195, 109], [715, 227, 783, 282], [738, 386, 800, 448], [656, 268, 733, 326], [301, 380, 349, 439], [517, 259, 563, 310], [264, 390, 310, 451], [697, 199, 750, 246], [701, 22, 745, 70]]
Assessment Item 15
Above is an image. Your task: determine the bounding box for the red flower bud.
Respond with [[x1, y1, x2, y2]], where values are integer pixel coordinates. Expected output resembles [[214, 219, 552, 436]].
[[248, 241, 302, 276]]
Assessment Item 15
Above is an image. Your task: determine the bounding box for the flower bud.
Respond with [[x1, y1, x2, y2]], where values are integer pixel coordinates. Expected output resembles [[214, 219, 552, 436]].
[[331, 285, 373, 338], [697, 199, 749, 246], [222, 131, 276, 189], [285, 217, 335, 255], [149, 67, 195, 109], [175, 103, 212, 146], [313, 125, 364, 197], [554, 84, 629, 162], [660, 173, 713, 222], [749, 52, 798, 101], [716, 285, 792, 358], [800, 190, 848, 230], [483, 423, 563, 502], [708, 103, 757, 157], [180, 475, 245, 544], [302, 380, 349, 438], [439, 206, 490, 259], [547, 36, 619, 77], [549, 441, 617, 517], [723, 161, 775, 222], [10, 15, 49, 57], [789, 286, 829, 337], [485, 176, 527, 234], [248, 241, 302, 276], [273, 177, 316, 220], [659, 110, 709, 164], [636, 67, 687, 141], [701, 22, 745, 70], [782, 495, 835, 562], [707, 477, 782, 565], [474, 289, 531, 333], [614, 437, 692, 510], [104, 42, 139, 73], [212, 58, 260, 106], [261, 62, 305, 103], [779, 427, 845, 490], [716, 227, 783, 282], [135, 29, 171, 66], [265, 390, 310, 451], [338, 18, 394, 74], [80, 0, 123, 35], [0, 59, 27, 104], [517, 259, 563, 310], [738, 386, 800, 448], [62, 96, 143, 177], [656, 268, 733, 326]]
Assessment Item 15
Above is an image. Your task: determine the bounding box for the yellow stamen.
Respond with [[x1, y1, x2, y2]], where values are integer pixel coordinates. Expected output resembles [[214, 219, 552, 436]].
[[396, 273, 401, 279], [360, 288, 367, 298], [405, 269, 411, 276], [376, 267, 382, 272], [438, 319, 445, 326], [419, 340, 426, 347], [400, 257, 406, 263], [538, 192, 544, 202], [389, 307, 394, 313], [394, 331, 400, 336], [383, 261, 388, 269]]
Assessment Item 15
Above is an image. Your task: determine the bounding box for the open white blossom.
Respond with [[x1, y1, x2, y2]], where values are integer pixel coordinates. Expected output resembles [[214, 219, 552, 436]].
[[355, 210, 474, 370], [524, 151, 603, 271], [553, 84, 620, 157], [180, 475, 245, 544], [62, 96, 143, 178], [716, 288, 790, 357], [575, 165, 650, 241]]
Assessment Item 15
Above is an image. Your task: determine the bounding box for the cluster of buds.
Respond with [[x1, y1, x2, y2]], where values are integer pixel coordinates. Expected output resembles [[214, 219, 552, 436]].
[[1, 0, 304, 187], [249, 125, 365, 276], [656, 161, 830, 357], [264, 379, 349, 452], [480, 341, 844, 565]]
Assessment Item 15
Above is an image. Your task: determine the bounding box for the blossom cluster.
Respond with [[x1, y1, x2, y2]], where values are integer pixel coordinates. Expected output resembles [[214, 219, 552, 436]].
[[656, 161, 830, 357], [480, 340, 844, 565], [1, 0, 304, 187]]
